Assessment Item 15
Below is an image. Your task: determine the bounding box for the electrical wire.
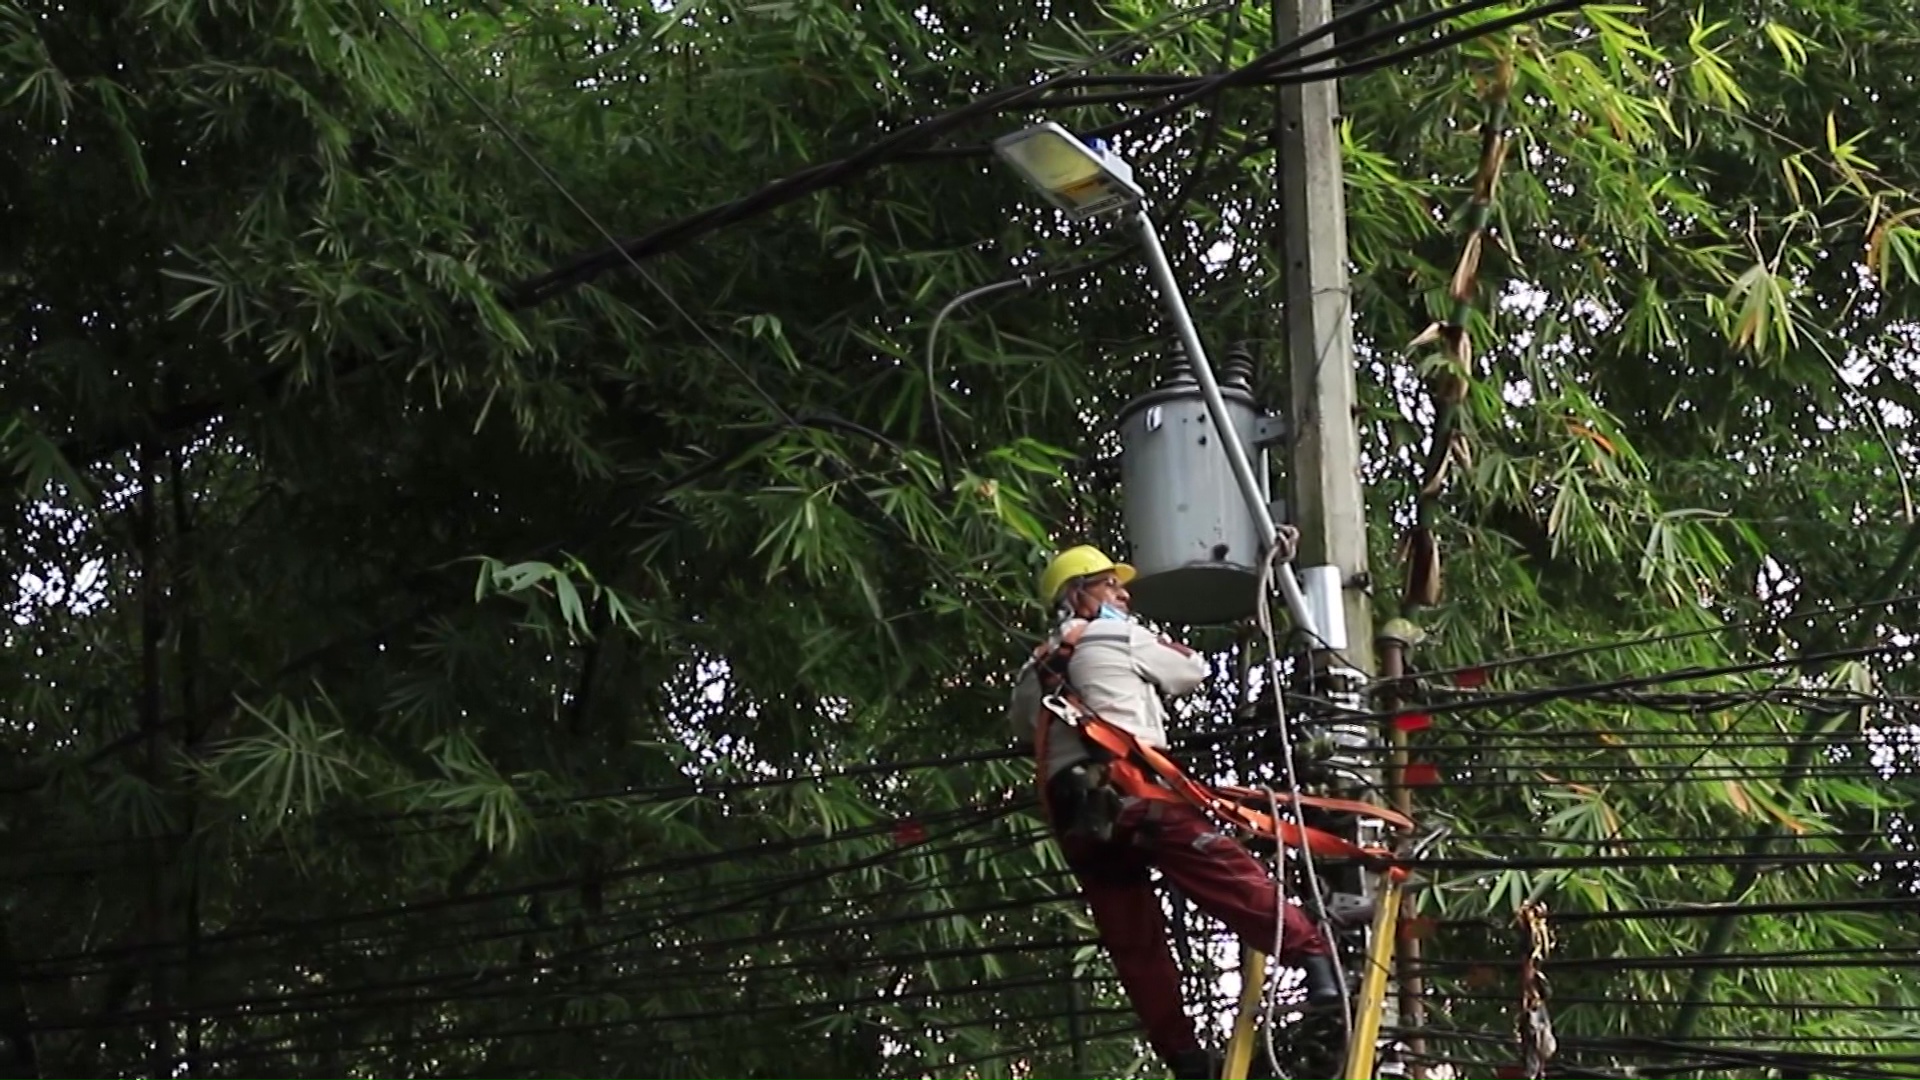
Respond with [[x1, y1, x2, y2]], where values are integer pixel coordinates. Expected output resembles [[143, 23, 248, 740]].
[[1400, 849, 1910, 872], [1406, 590, 1920, 688], [32, 716, 1881, 889], [12, 670, 1902, 881], [1436, 991, 1920, 1016], [22, 737, 1896, 991], [508, 0, 1256, 305], [1427, 830, 1889, 849], [20, 829, 1066, 986], [12, 798, 1025, 972], [50, 928, 1110, 1041], [512, 0, 1588, 304], [16, 569, 1904, 868], [26, 757, 1904, 1068], [1040, 0, 1577, 120], [131, 1022, 1152, 1080], [18, 8, 1920, 1076], [8, 646, 1907, 894], [1399, 1024, 1920, 1080], [373, 0, 1066, 665], [923, 271, 1052, 491], [1253, 538, 1354, 1066], [128, 971, 1145, 1068], [1431, 894, 1920, 928]]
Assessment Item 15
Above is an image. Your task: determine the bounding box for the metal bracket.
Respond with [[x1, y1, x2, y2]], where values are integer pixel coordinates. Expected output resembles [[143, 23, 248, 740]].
[[1301, 565, 1351, 652], [1253, 414, 1290, 448]]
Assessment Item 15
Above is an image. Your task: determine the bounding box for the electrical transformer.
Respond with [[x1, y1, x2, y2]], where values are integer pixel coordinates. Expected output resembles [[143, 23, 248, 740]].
[[1115, 342, 1285, 627]]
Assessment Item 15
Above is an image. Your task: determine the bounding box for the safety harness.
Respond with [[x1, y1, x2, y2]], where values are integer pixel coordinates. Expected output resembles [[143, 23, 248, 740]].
[[1029, 620, 1409, 864]]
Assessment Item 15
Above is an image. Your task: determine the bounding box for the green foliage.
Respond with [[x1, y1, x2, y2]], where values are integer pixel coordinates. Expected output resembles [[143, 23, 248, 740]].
[[2, 0, 1916, 1077]]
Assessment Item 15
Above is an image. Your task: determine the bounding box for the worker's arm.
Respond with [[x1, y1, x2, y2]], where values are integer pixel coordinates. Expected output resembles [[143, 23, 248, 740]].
[[1129, 623, 1209, 697]]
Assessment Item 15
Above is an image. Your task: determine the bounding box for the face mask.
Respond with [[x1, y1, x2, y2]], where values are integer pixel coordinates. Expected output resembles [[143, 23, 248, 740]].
[[1095, 602, 1129, 622]]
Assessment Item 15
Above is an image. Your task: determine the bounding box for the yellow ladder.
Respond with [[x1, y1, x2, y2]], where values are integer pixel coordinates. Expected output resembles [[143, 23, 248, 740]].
[[1218, 869, 1404, 1080]]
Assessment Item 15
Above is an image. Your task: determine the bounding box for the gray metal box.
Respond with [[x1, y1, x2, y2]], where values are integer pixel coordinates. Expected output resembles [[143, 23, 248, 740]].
[[1116, 346, 1278, 626]]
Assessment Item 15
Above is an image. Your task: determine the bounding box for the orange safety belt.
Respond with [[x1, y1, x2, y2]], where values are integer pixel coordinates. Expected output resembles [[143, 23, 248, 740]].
[[1029, 622, 1408, 865]]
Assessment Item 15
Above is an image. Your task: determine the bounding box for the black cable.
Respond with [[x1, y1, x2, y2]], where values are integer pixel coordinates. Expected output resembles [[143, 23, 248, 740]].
[[107, 997, 1142, 1077], [1433, 991, 1920, 1015], [14, 799, 1023, 971], [63, 822, 1920, 1037], [1429, 830, 1888, 849], [511, 0, 1592, 304], [1425, 723, 1897, 744], [1410, 949, 1920, 975], [1408, 767, 1886, 789], [1402, 1024, 1920, 1080], [1042, 0, 1580, 118], [1355, 641, 1909, 727], [314, 576, 1828, 823], [1442, 1029, 1918, 1048], [15, 630, 1909, 1052], [1416, 735, 1877, 754], [1406, 591, 1920, 687], [19, 601, 1901, 867], [29, 804, 1034, 1030], [507, 0, 1262, 305], [1422, 763, 1889, 779], [49, 779, 1899, 990], [22, 829, 1066, 985], [7, 687, 1895, 878], [43, 927, 1104, 1037], [13, 684, 1900, 874], [127, 1014, 1152, 1080], [1429, 894, 1920, 929], [11, 644, 1906, 931], [1400, 849, 1911, 873]]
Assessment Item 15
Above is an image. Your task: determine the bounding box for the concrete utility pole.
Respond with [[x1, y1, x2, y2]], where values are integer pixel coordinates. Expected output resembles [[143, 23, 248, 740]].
[[1279, 0, 1372, 690], [1275, 0, 1398, 1074]]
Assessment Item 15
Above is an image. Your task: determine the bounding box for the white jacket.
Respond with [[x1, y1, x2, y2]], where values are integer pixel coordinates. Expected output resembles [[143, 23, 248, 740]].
[[1007, 617, 1211, 780]]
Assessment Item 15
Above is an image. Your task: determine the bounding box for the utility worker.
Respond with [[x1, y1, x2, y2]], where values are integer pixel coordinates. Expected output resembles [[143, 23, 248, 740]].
[[1008, 545, 1343, 1080]]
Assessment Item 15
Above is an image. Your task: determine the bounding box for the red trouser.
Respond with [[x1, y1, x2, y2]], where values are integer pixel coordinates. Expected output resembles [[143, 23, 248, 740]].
[[1057, 796, 1330, 1062]]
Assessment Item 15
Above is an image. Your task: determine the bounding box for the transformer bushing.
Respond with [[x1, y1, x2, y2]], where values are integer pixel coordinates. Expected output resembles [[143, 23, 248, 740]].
[[1116, 342, 1285, 626]]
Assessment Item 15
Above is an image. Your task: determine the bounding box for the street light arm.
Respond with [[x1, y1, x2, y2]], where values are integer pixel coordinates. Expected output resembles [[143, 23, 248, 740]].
[[1130, 208, 1321, 642]]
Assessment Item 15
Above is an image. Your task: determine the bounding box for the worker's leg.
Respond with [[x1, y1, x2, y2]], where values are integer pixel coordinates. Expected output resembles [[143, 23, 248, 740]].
[[1134, 801, 1336, 970], [1057, 813, 1205, 1067], [1141, 801, 1347, 1080]]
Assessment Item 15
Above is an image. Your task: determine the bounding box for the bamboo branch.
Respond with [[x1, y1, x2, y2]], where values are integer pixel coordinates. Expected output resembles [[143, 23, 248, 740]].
[[1665, 516, 1920, 1040]]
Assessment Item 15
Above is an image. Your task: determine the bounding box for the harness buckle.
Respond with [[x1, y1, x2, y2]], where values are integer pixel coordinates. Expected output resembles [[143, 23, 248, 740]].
[[1040, 693, 1079, 725]]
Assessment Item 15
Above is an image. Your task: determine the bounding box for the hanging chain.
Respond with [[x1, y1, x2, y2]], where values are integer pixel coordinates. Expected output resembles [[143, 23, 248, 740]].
[[1516, 900, 1558, 1080]]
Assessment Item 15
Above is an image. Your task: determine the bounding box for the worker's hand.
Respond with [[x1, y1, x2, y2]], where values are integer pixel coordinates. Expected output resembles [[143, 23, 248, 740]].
[[1158, 636, 1196, 657]]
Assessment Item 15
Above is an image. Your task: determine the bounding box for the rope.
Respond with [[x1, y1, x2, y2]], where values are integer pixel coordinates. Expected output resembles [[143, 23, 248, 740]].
[[1252, 533, 1356, 1062], [1262, 784, 1288, 1079]]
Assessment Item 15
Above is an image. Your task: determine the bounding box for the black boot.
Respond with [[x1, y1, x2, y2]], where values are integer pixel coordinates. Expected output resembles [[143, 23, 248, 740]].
[[1293, 957, 1350, 1080], [1167, 1047, 1219, 1079], [1301, 952, 1345, 1005]]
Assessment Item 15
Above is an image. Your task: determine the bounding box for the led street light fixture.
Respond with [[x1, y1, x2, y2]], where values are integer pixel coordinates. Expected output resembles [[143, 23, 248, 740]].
[[992, 122, 1146, 220]]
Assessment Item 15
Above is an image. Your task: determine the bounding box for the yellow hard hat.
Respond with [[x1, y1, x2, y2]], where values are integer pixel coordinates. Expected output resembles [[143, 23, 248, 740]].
[[1037, 545, 1136, 607]]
